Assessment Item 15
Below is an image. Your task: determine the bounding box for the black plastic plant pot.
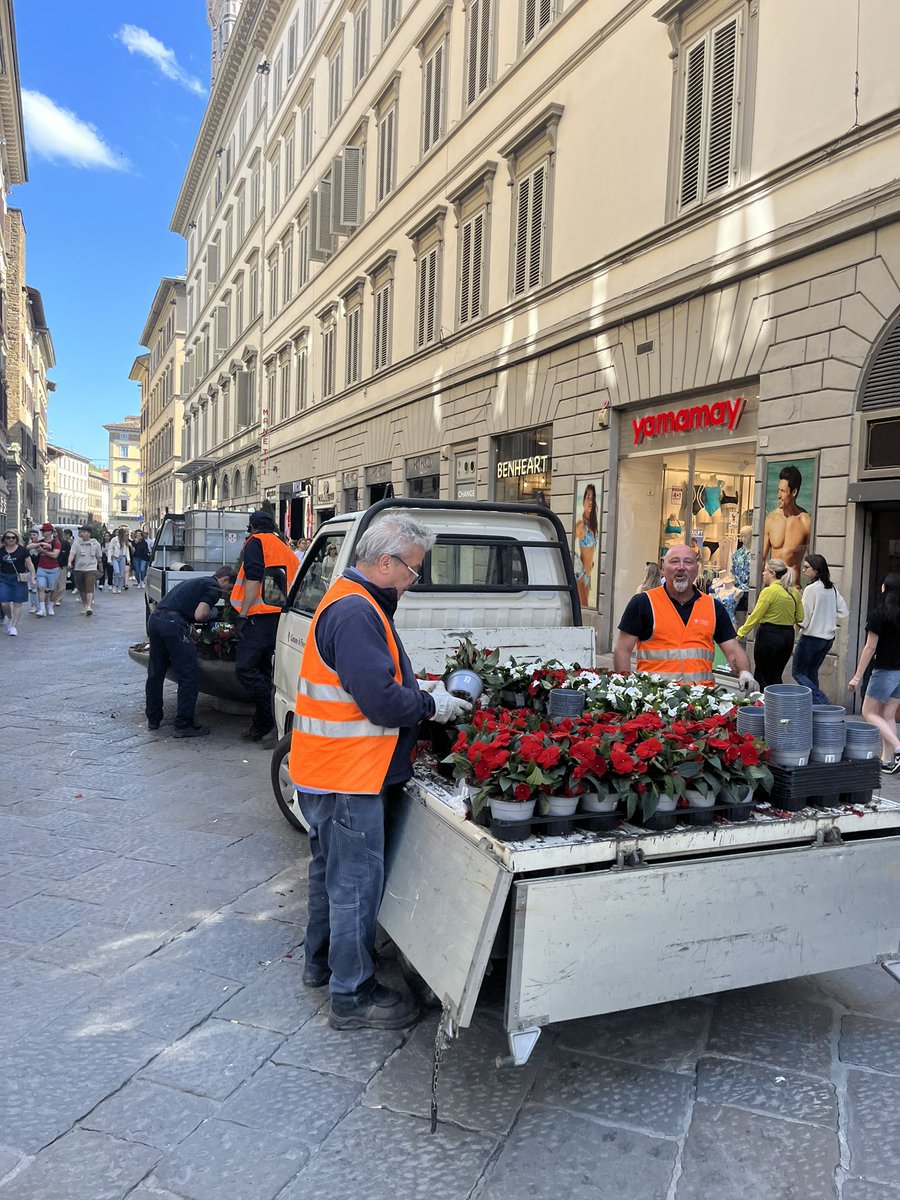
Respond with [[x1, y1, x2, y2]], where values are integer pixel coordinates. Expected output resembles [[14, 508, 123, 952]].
[[644, 810, 677, 831], [545, 816, 577, 837], [685, 807, 716, 827], [839, 790, 874, 806], [490, 816, 533, 842], [726, 804, 753, 822], [577, 812, 618, 834]]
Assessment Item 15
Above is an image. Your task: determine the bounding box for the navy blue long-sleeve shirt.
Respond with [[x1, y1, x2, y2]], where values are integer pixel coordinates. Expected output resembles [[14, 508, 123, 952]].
[[310, 568, 436, 787]]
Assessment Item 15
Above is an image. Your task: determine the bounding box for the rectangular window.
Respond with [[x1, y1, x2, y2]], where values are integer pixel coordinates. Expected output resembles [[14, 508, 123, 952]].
[[287, 17, 298, 75], [300, 94, 314, 172], [322, 325, 336, 398], [298, 219, 310, 288], [266, 368, 277, 429], [465, 0, 493, 109], [295, 342, 309, 411], [415, 246, 440, 349], [215, 301, 230, 354], [224, 211, 234, 264], [236, 186, 246, 243], [328, 46, 343, 129], [458, 209, 485, 325], [253, 71, 265, 121], [345, 305, 362, 386], [522, 0, 554, 48], [268, 252, 280, 317], [279, 358, 291, 422], [353, 3, 370, 89], [373, 280, 392, 371], [235, 276, 245, 335], [421, 40, 445, 155], [282, 240, 293, 306], [377, 104, 396, 202], [512, 160, 547, 297], [285, 130, 296, 193], [271, 156, 281, 213], [272, 51, 284, 106], [249, 264, 260, 320], [239, 103, 248, 152], [677, 13, 741, 211], [383, 0, 400, 43], [250, 162, 261, 217], [303, 0, 317, 50]]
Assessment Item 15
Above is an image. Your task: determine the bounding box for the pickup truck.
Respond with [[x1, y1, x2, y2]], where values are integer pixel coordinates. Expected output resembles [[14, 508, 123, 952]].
[[270, 498, 900, 1065]]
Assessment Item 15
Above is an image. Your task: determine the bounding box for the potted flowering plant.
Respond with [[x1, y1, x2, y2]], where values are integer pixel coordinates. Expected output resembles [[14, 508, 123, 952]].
[[191, 620, 240, 661], [701, 726, 773, 806], [444, 637, 507, 696]]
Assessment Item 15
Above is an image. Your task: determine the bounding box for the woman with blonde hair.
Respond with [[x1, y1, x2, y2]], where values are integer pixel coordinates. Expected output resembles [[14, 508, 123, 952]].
[[737, 558, 803, 690], [637, 560, 661, 593], [110, 527, 131, 594]]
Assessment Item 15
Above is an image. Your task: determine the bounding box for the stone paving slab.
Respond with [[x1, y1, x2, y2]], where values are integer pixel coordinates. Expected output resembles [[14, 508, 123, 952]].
[[139, 1017, 284, 1101], [809, 965, 900, 1022], [675, 1102, 839, 1199], [0, 1129, 160, 1200], [0, 1148, 21, 1187], [278, 1106, 496, 1200], [843, 1180, 900, 1200], [840, 1014, 900, 1074], [148, 1117, 308, 1200], [150, 911, 303, 984], [18, 845, 114, 881], [214, 960, 326, 1034], [696, 1055, 838, 1127], [479, 1104, 679, 1199], [219, 1061, 361, 1147], [27, 920, 172, 978], [554, 998, 712, 1075], [706, 982, 835, 1077], [845, 1069, 900, 1182], [226, 865, 311, 925], [126, 828, 245, 867], [272, 1011, 406, 1083], [533, 1046, 694, 1138], [367, 1012, 551, 1135], [80, 1079, 215, 1152]]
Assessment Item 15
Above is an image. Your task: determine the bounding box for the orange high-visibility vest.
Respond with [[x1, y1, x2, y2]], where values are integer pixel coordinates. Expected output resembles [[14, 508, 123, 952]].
[[230, 532, 299, 616], [635, 586, 716, 685], [289, 575, 402, 794]]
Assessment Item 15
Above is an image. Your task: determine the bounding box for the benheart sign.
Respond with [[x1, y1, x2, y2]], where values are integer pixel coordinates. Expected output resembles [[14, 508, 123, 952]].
[[632, 396, 745, 446]]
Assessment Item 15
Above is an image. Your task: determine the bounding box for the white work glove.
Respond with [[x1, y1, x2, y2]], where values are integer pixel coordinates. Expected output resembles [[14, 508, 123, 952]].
[[429, 682, 473, 724], [738, 670, 759, 694], [417, 678, 442, 694]]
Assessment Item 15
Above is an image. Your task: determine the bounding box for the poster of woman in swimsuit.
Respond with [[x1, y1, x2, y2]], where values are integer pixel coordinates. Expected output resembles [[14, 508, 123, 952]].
[[573, 480, 601, 609]]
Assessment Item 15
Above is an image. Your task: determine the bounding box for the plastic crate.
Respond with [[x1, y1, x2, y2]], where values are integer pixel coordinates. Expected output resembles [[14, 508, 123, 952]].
[[765, 759, 880, 811]]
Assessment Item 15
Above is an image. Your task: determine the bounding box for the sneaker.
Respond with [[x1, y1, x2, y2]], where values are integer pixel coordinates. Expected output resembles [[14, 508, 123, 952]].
[[890, 754, 900, 776], [173, 723, 210, 739], [85, 606, 93, 616], [47, 603, 55, 616], [302, 964, 331, 988], [241, 726, 272, 742], [36, 603, 46, 617], [7, 625, 16, 636], [329, 983, 419, 1031], [147, 720, 161, 731]]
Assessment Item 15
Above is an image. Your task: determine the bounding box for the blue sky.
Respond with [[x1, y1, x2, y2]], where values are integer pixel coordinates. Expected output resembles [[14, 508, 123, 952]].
[[14, 0, 211, 465]]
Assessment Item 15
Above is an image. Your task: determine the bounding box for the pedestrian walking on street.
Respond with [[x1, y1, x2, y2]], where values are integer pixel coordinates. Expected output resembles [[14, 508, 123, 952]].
[[26, 530, 41, 614], [737, 559, 804, 690], [290, 515, 471, 1030], [110, 528, 131, 593], [69, 527, 103, 616], [98, 532, 113, 591], [54, 530, 72, 607], [792, 553, 849, 704], [231, 510, 300, 747], [33, 522, 61, 617], [145, 567, 237, 737], [849, 572, 900, 773], [130, 531, 151, 588], [0, 530, 36, 636]]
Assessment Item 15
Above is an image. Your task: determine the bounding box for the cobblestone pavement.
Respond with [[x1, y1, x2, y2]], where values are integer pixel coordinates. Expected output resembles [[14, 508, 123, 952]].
[[1, 585, 899, 1200]]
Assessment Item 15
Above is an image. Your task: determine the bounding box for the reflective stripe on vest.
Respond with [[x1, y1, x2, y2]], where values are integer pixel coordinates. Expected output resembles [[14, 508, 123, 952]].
[[635, 587, 717, 685], [289, 575, 402, 794], [230, 532, 299, 616]]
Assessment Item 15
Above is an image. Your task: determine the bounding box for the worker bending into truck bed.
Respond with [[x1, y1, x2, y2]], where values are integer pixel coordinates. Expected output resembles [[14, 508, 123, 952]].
[[613, 544, 758, 691], [290, 515, 470, 1031]]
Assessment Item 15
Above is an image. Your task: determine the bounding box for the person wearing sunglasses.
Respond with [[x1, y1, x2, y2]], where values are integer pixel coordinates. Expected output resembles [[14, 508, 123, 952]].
[[0, 531, 36, 636], [288, 515, 471, 1033]]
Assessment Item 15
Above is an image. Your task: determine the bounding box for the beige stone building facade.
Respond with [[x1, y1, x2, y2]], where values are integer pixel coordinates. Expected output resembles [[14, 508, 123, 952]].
[[46, 445, 90, 526], [87, 467, 109, 528], [173, 0, 900, 688], [103, 416, 143, 529], [136, 278, 188, 531]]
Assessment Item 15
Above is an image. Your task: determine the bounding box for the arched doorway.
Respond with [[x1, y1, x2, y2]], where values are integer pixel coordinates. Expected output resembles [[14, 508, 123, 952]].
[[222, 474, 230, 503], [246, 465, 257, 501], [233, 469, 242, 498]]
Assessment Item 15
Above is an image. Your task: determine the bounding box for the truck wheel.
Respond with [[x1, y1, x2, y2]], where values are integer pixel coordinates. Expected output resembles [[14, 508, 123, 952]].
[[271, 733, 308, 833]]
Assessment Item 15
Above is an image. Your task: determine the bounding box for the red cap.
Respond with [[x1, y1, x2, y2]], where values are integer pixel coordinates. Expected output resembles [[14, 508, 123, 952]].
[[40, 523, 54, 532]]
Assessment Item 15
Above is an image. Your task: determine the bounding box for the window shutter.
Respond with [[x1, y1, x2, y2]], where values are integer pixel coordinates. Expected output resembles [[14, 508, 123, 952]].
[[466, 0, 491, 107], [333, 147, 363, 233], [459, 218, 472, 325], [423, 43, 443, 154], [309, 182, 334, 260], [524, 0, 537, 45], [296, 347, 308, 411], [378, 107, 395, 201], [528, 163, 545, 291], [354, 4, 369, 88], [422, 54, 434, 154], [466, 0, 480, 107], [215, 305, 230, 354], [206, 243, 220, 286], [679, 38, 706, 209], [301, 100, 313, 171], [705, 16, 739, 197], [417, 248, 438, 348], [346, 307, 361, 384], [513, 164, 546, 297], [478, 0, 491, 96], [236, 371, 250, 427], [470, 210, 484, 320], [513, 172, 531, 297]]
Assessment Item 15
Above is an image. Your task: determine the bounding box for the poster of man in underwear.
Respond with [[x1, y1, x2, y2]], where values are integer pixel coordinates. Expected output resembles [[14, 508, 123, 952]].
[[761, 458, 816, 578]]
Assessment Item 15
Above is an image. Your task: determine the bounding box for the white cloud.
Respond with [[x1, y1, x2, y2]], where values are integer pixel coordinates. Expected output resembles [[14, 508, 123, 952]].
[[22, 91, 128, 171], [116, 25, 206, 97]]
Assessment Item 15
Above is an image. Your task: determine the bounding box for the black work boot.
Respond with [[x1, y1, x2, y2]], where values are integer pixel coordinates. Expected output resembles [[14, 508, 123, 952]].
[[173, 723, 210, 739], [329, 983, 419, 1031]]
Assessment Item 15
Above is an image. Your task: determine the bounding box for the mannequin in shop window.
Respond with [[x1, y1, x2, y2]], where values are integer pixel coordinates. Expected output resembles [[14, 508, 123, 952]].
[[731, 526, 752, 618], [573, 483, 599, 607]]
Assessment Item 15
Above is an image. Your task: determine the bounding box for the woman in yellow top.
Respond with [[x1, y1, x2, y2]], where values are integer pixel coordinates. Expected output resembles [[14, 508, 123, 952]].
[[737, 558, 804, 690]]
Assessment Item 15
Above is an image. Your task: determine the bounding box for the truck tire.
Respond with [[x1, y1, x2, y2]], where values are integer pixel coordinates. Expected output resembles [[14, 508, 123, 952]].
[[271, 733, 309, 833]]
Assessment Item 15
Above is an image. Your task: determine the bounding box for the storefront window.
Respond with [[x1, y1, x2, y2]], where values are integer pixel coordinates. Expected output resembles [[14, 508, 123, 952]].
[[493, 425, 552, 505]]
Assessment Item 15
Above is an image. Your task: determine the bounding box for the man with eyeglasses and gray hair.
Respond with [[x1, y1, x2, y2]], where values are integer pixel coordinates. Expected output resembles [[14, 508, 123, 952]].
[[289, 514, 471, 1032]]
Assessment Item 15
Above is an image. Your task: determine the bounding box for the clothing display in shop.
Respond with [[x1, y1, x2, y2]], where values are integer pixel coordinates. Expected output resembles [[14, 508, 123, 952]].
[[703, 481, 723, 517], [711, 572, 743, 623], [731, 543, 751, 593], [664, 514, 683, 534], [720, 489, 739, 507]]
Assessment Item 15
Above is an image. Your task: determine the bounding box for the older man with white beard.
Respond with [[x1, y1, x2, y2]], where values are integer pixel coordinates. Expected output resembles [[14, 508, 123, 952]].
[[613, 544, 757, 690]]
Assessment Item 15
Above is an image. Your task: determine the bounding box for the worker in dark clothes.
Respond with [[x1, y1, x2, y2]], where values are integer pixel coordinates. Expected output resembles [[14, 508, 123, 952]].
[[146, 567, 237, 737], [231, 510, 299, 747]]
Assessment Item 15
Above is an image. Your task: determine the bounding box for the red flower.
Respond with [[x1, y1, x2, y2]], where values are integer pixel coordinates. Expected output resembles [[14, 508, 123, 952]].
[[513, 783, 531, 801], [474, 760, 493, 780], [739, 743, 759, 766], [635, 738, 663, 760], [452, 731, 468, 752], [609, 746, 637, 774]]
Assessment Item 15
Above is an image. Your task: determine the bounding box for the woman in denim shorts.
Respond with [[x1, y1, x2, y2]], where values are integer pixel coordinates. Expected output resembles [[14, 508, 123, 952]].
[[848, 572, 900, 773]]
